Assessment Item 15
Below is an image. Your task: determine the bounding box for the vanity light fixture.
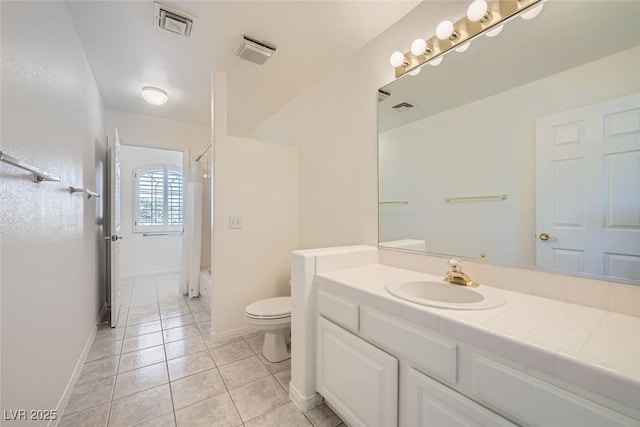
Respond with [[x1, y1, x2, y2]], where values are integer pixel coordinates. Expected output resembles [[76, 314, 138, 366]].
[[485, 24, 504, 37], [521, 3, 544, 20], [389, 0, 544, 78], [408, 67, 421, 76], [141, 86, 169, 105]]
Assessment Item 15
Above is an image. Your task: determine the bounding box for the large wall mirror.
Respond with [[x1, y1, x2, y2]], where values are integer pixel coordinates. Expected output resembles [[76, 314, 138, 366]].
[[378, 1, 640, 284]]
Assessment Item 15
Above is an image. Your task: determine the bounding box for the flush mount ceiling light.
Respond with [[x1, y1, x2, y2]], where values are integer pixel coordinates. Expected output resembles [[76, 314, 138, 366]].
[[141, 86, 169, 105], [389, 0, 545, 78]]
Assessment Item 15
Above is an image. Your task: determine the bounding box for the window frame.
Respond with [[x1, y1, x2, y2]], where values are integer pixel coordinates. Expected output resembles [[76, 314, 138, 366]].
[[133, 164, 184, 233]]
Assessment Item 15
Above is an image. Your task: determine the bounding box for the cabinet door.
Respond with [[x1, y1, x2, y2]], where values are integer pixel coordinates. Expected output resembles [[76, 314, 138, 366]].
[[317, 316, 398, 427], [405, 367, 515, 427]]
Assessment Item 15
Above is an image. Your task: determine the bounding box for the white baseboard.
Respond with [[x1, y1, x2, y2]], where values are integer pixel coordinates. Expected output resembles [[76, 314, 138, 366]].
[[289, 383, 322, 412], [50, 303, 107, 427], [120, 268, 180, 279], [210, 325, 252, 343]]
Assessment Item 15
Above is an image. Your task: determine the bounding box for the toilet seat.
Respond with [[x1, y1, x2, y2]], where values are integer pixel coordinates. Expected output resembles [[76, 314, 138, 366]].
[[245, 296, 291, 319]]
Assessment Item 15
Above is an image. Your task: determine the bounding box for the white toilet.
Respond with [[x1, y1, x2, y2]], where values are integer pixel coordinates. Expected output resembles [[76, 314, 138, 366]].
[[244, 296, 291, 363]]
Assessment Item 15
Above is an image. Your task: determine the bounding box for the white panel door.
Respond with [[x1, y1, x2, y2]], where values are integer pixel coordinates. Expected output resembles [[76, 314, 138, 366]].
[[405, 367, 515, 427], [107, 129, 122, 327], [316, 316, 398, 427], [536, 93, 640, 280]]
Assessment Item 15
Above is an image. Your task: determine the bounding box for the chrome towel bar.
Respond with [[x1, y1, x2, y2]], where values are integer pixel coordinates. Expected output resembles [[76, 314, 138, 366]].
[[0, 150, 60, 183], [69, 187, 100, 198], [379, 200, 409, 205], [445, 194, 508, 202]]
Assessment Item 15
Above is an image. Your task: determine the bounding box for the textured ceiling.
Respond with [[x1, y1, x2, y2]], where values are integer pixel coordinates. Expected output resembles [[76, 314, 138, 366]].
[[66, 0, 419, 134]]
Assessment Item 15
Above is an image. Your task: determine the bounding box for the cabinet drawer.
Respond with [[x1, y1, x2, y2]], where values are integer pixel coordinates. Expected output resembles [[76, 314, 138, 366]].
[[360, 307, 457, 383], [406, 367, 515, 427], [318, 290, 359, 333], [472, 354, 639, 427]]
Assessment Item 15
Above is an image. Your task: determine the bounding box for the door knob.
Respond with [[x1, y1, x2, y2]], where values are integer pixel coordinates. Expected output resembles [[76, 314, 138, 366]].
[[539, 233, 557, 241], [104, 235, 124, 241]]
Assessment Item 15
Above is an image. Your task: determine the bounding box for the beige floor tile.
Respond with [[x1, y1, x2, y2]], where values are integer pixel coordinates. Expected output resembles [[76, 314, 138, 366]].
[[163, 324, 200, 343], [94, 326, 125, 343], [243, 332, 265, 354], [108, 384, 173, 427], [245, 402, 311, 427], [186, 300, 206, 314], [113, 362, 168, 399], [58, 402, 110, 427], [77, 356, 119, 385], [218, 355, 270, 390], [122, 331, 164, 354], [203, 335, 242, 350], [167, 350, 215, 381], [161, 314, 195, 330], [175, 393, 241, 427], [86, 339, 123, 363], [64, 376, 115, 415], [304, 403, 342, 427], [159, 299, 187, 310], [257, 353, 291, 374], [192, 311, 211, 323], [135, 413, 176, 427], [197, 321, 211, 335], [124, 321, 162, 339], [127, 312, 161, 326], [210, 340, 253, 366], [228, 376, 290, 422], [273, 368, 291, 395], [127, 303, 159, 317], [161, 306, 191, 319], [171, 368, 227, 410], [118, 345, 166, 373], [165, 335, 206, 360]]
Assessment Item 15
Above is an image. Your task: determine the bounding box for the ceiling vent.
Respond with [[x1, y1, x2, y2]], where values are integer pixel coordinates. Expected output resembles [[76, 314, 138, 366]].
[[235, 35, 276, 65], [378, 89, 391, 102], [392, 102, 414, 112], [154, 3, 195, 37]]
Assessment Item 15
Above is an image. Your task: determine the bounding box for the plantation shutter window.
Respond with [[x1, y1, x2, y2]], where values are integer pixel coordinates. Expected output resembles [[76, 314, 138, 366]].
[[134, 165, 183, 233]]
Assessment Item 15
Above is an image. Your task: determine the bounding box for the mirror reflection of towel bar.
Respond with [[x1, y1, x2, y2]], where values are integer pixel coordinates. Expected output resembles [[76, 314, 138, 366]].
[[445, 194, 507, 202], [379, 200, 409, 205]]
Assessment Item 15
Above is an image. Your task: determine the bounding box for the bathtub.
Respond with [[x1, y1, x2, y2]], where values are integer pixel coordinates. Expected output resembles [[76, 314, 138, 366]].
[[199, 268, 212, 313]]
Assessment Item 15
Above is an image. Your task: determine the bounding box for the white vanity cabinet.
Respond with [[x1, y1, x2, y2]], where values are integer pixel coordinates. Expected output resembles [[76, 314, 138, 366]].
[[406, 367, 515, 427], [316, 316, 398, 427]]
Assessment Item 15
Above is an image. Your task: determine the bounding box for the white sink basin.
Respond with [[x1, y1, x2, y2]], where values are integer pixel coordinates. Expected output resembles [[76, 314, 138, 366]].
[[385, 280, 506, 310]]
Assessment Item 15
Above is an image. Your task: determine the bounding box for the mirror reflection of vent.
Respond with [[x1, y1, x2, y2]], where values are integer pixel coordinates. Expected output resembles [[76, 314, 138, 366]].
[[378, 89, 391, 102], [392, 102, 414, 112], [154, 3, 195, 37]]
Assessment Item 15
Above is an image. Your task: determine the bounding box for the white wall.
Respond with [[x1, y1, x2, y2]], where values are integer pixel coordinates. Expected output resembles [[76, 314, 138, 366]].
[[119, 145, 183, 275], [105, 110, 212, 269], [253, 1, 468, 250], [1, 1, 105, 422], [211, 72, 299, 338], [380, 46, 640, 266]]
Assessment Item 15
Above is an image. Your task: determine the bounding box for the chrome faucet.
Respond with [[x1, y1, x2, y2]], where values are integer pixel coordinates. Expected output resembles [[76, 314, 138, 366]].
[[444, 258, 479, 287]]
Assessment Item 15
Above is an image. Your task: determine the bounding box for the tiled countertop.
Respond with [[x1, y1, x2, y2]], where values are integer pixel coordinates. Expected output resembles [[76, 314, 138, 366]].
[[316, 264, 640, 413]]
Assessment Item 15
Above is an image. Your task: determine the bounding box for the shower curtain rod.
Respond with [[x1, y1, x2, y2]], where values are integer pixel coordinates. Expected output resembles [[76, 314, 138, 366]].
[[195, 143, 212, 162]]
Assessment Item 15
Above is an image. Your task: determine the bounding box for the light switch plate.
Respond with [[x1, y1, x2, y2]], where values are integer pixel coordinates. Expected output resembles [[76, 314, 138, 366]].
[[229, 216, 242, 229]]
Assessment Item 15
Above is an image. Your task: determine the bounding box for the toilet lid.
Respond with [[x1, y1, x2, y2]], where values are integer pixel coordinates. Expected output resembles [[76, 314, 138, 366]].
[[245, 296, 291, 318]]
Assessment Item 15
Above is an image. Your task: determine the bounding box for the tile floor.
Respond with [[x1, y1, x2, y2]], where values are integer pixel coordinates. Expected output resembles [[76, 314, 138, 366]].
[[58, 273, 344, 427]]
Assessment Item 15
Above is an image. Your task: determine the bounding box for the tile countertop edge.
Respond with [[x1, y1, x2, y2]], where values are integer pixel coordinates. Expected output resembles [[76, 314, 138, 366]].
[[314, 266, 640, 415]]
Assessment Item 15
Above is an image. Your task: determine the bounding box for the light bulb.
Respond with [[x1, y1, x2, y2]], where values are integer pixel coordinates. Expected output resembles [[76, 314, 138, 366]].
[[409, 67, 421, 76], [430, 56, 443, 66], [141, 86, 168, 105], [455, 42, 471, 53], [390, 51, 406, 67], [467, 0, 488, 22], [436, 20, 454, 40], [411, 38, 427, 56], [485, 24, 503, 37], [521, 3, 544, 20]]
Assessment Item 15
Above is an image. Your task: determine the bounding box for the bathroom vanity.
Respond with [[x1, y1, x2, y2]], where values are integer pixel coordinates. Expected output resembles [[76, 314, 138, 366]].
[[289, 246, 640, 427]]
